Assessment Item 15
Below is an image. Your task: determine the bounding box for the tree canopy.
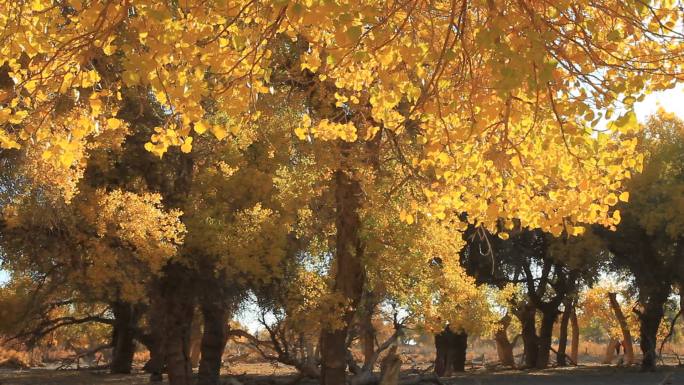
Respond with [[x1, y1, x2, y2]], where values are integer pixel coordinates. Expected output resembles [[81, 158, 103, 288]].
[[0, 2, 683, 385]]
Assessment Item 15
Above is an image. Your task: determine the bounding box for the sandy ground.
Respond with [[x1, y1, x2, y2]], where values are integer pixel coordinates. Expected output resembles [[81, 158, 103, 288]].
[[1, 364, 684, 385]]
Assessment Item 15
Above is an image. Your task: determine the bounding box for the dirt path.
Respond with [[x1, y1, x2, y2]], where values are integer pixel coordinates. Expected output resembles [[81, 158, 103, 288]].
[[443, 366, 684, 385], [1, 366, 683, 385]]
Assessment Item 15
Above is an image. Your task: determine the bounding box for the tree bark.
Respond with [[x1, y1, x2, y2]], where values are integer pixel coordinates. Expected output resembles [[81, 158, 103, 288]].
[[189, 308, 202, 369], [570, 307, 579, 364], [110, 301, 137, 374], [556, 302, 572, 367], [144, 286, 166, 382], [603, 340, 619, 364], [535, 308, 557, 369], [608, 292, 634, 365], [197, 297, 228, 385], [434, 327, 467, 376], [494, 315, 515, 367], [320, 169, 365, 385], [360, 293, 376, 369], [637, 286, 669, 372], [163, 263, 196, 385], [379, 346, 401, 385], [452, 332, 467, 373], [519, 305, 538, 369]]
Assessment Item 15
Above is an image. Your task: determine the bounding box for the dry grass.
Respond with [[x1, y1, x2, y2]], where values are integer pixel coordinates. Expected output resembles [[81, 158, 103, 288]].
[[0, 348, 29, 369]]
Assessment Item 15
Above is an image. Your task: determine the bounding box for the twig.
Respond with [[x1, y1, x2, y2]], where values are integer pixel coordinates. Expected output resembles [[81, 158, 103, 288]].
[[659, 309, 683, 358]]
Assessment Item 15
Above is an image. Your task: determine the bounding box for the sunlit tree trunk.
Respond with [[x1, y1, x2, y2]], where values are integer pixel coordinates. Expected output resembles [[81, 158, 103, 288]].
[[556, 302, 572, 366], [189, 308, 202, 369], [608, 292, 634, 365], [494, 315, 515, 367], [570, 307, 579, 364], [379, 346, 401, 385], [603, 339, 619, 364], [320, 168, 365, 385]]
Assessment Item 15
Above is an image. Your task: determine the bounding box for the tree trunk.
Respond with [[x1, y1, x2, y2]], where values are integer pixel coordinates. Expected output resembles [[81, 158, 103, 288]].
[[556, 302, 572, 366], [189, 308, 203, 369], [608, 292, 634, 365], [453, 332, 467, 372], [519, 305, 538, 368], [638, 286, 669, 372], [320, 169, 365, 385], [379, 346, 401, 385], [110, 301, 137, 374], [163, 263, 196, 385], [494, 315, 515, 367], [536, 309, 557, 369], [360, 294, 376, 369], [603, 339, 619, 364], [197, 297, 228, 385], [434, 327, 467, 376], [570, 307, 579, 364], [434, 330, 447, 377], [144, 286, 166, 382]]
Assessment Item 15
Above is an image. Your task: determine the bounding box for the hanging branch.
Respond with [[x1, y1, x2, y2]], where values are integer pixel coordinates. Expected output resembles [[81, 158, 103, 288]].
[[658, 308, 683, 358]]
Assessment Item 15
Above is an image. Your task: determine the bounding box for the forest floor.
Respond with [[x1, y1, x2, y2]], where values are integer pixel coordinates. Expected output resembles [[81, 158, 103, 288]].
[[1, 364, 684, 385]]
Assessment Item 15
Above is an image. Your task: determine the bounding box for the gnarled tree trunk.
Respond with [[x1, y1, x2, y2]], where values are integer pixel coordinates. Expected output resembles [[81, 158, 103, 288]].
[[494, 315, 515, 367], [519, 305, 538, 368], [144, 286, 166, 382], [608, 292, 634, 365], [360, 293, 377, 369], [535, 308, 557, 369], [320, 169, 365, 385], [434, 327, 467, 376], [637, 286, 670, 372], [110, 301, 138, 374], [197, 293, 228, 385], [163, 263, 196, 385]]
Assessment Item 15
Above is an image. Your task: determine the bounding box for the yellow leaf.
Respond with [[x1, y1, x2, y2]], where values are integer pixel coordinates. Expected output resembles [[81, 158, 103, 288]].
[[194, 120, 208, 134], [212, 125, 227, 140], [294, 126, 308, 140], [571, 226, 586, 236], [60, 152, 75, 167], [618, 191, 630, 202], [612, 210, 622, 225], [30, 0, 46, 12], [103, 39, 117, 56], [8, 110, 27, 124], [107, 118, 122, 129], [180, 137, 193, 153], [604, 193, 618, 206]]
